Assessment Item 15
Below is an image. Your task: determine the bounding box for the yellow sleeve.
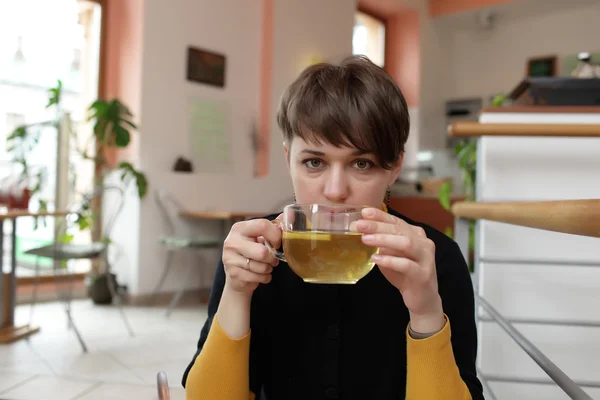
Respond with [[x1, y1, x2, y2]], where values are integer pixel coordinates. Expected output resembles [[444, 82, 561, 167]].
[[406, 316, 471, 400], [185, 317, 255, 400]]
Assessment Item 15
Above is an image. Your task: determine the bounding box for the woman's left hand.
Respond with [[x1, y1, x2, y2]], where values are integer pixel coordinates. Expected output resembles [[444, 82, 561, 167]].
[[356, 207, 445, 334]]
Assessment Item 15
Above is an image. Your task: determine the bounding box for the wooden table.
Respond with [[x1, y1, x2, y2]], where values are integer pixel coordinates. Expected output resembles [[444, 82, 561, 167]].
[[0, 209, 69, 343]]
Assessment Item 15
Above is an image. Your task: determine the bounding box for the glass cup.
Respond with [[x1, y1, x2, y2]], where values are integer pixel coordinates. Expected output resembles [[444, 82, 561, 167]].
[[264, 204, 379, 284]]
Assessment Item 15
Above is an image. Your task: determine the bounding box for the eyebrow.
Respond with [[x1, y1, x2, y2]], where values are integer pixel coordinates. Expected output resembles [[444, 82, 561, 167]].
[[299, 149, 370, 156]]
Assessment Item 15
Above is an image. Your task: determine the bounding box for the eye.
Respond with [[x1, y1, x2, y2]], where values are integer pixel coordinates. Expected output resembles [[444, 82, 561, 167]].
[[353, 159, 374, 171], [303, 158, 323, 169]]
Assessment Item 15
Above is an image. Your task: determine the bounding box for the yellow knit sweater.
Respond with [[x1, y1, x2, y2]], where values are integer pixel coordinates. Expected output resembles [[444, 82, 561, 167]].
[[185, 315, 471, 399]]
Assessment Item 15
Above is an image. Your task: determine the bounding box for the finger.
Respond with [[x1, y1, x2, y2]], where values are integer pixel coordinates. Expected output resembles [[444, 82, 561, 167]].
[[224, 236, 278, 266], [228, 265, 272, 284], [356, 217, 427, 239], [233, 219, 282, 247], [362, 234, 428, 262], [371, 254, 418, 277], [357, 209, 411, 235], [361, 207, 402, 225], [360, 208, 428, 238], [412, 225, 427, 238], [356, 219, 410, 236], [228, 252, 275, 274], [239, 241, 279, 266]]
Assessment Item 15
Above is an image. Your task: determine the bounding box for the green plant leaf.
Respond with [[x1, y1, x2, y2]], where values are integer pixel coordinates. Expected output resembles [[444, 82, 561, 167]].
[[444, 226, 454, 239], [59, 233, 75, 244], [46, 80, 62, 108], [117, 162, 148, 198], [88, 98, 136, 151], [114, 125, 130, 147], [438, 181, 452, 211], [135, 172, 148, 198], [7, 125, 27, 141], [491, 93, 506, 107]]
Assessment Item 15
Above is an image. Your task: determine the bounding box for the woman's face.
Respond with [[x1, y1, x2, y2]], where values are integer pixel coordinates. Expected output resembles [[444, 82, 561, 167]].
[[285, 136, 403, 207]]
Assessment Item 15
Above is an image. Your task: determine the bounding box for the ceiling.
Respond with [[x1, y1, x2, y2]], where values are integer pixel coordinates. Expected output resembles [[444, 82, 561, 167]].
[[358, 0, 419, 19], [358, 0, 598, 22]]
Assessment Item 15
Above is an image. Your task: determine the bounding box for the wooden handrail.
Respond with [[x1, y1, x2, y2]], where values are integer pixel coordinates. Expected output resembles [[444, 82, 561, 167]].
[[451, 199, 600, 238], [448, 121, 600, 138]]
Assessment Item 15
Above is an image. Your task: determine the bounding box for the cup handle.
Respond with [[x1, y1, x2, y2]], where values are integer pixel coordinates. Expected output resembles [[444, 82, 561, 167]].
[[263, 220, 287, 263]]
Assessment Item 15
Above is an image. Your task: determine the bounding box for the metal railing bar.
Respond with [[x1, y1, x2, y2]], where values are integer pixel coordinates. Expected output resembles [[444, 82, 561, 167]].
[[478, 315, 600, 328], [479, 257, 600, 267], [481, 374, 600, 389], [475, 294, 593, 399]]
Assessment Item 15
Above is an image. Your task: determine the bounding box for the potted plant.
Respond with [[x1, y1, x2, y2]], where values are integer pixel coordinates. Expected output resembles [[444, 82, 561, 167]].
[[437, 94, 507, 272], [6, 80, 148, 303]]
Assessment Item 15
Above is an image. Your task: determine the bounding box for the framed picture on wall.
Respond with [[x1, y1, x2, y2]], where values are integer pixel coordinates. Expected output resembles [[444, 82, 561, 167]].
[[526, 55, 557, 77], [186, 46, 226, 87]]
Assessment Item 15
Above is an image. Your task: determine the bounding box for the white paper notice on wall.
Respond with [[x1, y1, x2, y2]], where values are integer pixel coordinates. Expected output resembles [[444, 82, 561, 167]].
[[188, 98, 232, 173]]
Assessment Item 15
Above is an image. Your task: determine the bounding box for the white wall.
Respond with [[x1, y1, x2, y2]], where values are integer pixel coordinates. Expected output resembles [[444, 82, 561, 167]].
[[128, 0, 355, 295], [269, 0, 356, 184], [447, 1, 600, 100], [418, 2, 454, 151], [419, 0, 600, 151]]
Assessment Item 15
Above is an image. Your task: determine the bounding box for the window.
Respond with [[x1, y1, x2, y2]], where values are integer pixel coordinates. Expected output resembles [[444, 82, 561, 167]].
[[352, 11, 385, 68]]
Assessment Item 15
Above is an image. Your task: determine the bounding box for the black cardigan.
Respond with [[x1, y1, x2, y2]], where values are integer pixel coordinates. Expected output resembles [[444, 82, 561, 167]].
[[183, 207, 484, 399]]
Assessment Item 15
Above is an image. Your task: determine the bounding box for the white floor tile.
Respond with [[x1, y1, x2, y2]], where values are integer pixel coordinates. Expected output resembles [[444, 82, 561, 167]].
[[130, 360, 189, 386], [1, 300, 208, 400], [0, 359, 55, 375], [0, 372, 36, 393], [0, 376, 97, 400], [74, 382, 185, 400], [47, 353, 145, 384], [0, 342, 43, 366]]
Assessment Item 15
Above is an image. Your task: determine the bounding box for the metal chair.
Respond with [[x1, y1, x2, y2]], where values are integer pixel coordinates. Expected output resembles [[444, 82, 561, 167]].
[[157, 371, 170, 400], [24, 185, 134, 352], [153, 189, 221, 317]]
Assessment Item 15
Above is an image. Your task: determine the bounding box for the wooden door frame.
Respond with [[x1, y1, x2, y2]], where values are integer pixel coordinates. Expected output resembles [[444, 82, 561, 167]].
[[85, 0, 108, 99]]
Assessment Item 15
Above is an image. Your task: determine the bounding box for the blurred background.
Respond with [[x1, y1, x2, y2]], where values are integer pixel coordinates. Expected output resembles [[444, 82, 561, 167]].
[[0, 0, 599, 399]]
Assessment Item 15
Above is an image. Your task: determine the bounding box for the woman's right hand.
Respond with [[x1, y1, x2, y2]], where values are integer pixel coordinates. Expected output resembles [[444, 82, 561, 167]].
[[221, 218, 282, 295]]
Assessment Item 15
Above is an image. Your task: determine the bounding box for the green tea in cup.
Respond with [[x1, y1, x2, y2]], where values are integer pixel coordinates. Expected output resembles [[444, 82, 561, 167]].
[[265, 204, 378, 284]]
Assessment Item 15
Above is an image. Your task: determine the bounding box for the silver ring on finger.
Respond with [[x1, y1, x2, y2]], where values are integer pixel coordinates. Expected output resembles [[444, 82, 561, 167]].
[[245, 257, 251, 271]]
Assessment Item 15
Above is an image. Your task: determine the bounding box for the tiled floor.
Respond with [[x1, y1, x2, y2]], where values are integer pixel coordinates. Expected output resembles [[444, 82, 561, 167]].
[[0, 299, 208, 400]]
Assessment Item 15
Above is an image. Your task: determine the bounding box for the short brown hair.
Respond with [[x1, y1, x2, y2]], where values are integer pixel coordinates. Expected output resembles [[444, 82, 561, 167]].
[[276, 55, 409, 169]]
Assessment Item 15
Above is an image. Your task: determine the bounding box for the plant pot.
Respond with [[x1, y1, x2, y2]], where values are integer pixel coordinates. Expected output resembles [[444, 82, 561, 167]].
[[87, 272, 117, 305]]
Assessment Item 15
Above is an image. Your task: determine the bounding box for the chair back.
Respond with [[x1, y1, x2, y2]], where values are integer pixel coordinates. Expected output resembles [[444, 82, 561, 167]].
[[157, 371, 170, 400], [154, 188, 185, 236], [56, 185, 125, 241], [78, 185, 126, 240]]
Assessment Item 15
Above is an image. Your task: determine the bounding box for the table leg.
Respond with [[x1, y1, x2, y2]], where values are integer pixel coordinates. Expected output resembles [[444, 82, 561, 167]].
[[1, 219, 6, 327], [0, 217, 40, 343], [9, 218, 16, 326]]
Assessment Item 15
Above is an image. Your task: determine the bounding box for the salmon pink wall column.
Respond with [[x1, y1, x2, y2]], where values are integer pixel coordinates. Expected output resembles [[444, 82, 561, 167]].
[[257, 0, 274, 177], [103, 0, 143, 165], [385, 10, 420, 108], [429, 0, 517, 17]]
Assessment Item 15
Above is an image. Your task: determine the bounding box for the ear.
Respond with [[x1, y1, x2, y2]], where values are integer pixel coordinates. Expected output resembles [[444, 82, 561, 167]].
[[389, 153, 404, 186], [284, 142, 291, 172]]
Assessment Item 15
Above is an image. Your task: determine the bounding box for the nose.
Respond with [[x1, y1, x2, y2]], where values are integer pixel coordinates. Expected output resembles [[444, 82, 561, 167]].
[[323, 165, 349, 203]]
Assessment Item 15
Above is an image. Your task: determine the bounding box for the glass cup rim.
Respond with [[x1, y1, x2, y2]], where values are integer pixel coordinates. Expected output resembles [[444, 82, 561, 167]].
[[283, 203, 371, 212]]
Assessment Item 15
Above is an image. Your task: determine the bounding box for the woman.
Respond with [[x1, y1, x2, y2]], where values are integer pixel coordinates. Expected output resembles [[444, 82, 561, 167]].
[[182, 56, 484, 400]]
